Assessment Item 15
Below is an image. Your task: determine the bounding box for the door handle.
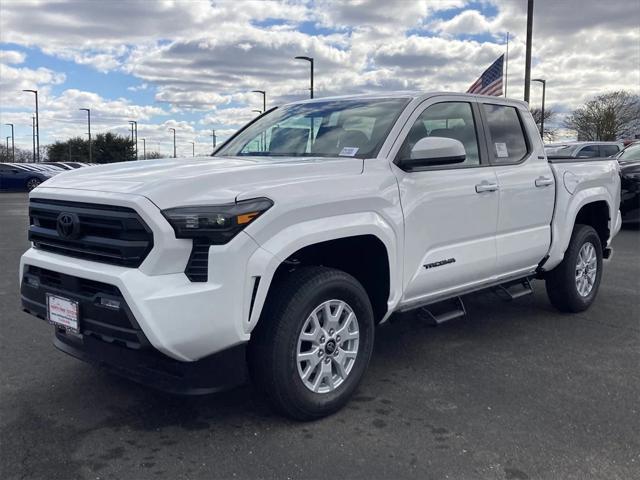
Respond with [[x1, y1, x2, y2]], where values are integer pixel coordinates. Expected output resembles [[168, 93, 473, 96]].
[[475, 181, 499, 193], [535, 176, 554, 187]]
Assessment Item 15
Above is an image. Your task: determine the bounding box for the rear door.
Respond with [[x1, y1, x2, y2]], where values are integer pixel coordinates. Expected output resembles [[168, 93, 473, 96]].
[[391, 96, 500, 305], [478, 101, 555, 277]]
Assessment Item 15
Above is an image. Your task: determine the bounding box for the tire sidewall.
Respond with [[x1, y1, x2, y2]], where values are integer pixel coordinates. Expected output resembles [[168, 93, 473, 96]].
[[274, 275, 374, 416]]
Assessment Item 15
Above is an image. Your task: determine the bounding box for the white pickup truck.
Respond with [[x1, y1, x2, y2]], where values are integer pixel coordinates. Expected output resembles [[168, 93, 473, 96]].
[[20, 92, 621, 420]]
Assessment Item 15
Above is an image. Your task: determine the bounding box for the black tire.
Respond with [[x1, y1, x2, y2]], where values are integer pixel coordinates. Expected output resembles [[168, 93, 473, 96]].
[[26, 178, 41, 191], [248, 266, 375, 421], [545, 224, 603, 313]]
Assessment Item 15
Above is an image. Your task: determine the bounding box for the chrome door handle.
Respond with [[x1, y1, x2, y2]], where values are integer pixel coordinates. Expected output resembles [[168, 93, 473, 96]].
[[535, 176, 554, 187], [475, 182, 499, 193]]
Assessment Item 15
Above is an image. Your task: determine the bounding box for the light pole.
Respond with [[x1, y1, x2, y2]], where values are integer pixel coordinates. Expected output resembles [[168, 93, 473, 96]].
[[5, 136, 9, 157], [252, 109, 262, 115], [251, 90, 266, 112], [210, 129, 217, 153], [252, 110, 264, 150], [4, 123, 14, 161], [191, 141, 195, 157], [23, 89, 39, 161], [79, 108, 91, 163], [169, 128, 176, 158], [128, 120, 138, 159], [532, 78, 546, 138], [523, 0, 534, 103], [31, 116, 36, 162], [142, 138, 146, 160], [294, 56, 314, 99]]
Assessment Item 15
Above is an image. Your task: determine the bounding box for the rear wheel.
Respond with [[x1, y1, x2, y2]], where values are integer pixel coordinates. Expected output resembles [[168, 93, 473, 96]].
[[545, 224, 603, 312], [26, 178, 41, 191], [248, 266, 375, 420]]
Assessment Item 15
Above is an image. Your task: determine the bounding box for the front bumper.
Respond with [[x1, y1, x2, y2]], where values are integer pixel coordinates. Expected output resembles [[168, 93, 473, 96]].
[[21, 264, 248, 393]]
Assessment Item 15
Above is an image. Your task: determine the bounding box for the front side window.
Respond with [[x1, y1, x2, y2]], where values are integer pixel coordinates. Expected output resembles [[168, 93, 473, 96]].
[[216, 98, 410, 160], [578, 145, 599, 158], [397, 102, 480, 166], [482, 104, 529, 164]]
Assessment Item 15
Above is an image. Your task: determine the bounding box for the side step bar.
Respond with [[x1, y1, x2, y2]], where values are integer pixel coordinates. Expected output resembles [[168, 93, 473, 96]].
[[494, 277, 534, 301], [417, 296, 466, 325]]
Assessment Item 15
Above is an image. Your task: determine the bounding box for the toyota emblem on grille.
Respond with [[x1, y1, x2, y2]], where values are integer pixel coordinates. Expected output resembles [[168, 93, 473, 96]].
[[56, 212, 81, 239]]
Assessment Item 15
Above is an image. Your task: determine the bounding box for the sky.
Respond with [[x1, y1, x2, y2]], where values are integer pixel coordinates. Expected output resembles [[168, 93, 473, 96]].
[[0, 0, 638, 157]]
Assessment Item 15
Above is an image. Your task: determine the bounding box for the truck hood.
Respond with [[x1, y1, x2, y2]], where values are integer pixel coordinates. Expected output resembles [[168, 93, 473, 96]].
[[41, 156, 364, 209]]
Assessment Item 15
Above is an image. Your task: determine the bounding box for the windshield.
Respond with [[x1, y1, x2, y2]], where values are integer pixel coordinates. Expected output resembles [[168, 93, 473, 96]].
[[215, 98, 410, 159], [617, 144, 640, 162], [545, 145, 575, 156]]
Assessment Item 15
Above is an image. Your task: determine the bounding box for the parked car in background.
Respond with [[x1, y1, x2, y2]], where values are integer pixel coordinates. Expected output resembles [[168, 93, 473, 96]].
[[545, 141, 624, 158], [41, 162, 91, 170], [616, 143, 640, 225], [0, 163, 61, 191]]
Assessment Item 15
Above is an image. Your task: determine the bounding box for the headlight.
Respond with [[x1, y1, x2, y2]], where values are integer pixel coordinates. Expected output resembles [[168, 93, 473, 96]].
[[162, 197, 273, 244]]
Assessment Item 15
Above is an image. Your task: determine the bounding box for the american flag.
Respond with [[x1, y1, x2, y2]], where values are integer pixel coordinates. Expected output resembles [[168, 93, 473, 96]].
[[467, 54, 504, 96]]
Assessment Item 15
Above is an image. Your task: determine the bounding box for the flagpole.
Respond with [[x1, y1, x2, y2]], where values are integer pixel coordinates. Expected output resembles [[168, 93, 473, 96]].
[[504, 32, 510, 97]]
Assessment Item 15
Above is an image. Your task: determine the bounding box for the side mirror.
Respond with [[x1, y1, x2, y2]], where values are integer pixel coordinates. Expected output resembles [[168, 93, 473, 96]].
[[401, 136, 466, 170]]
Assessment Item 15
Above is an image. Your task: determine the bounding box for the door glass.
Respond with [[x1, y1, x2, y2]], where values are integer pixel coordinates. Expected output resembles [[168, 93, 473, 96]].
[[601, 145, 620, 157], [483, 104, 528, 164], [398, 102, 480, 166], [578, 145, 599, 158]]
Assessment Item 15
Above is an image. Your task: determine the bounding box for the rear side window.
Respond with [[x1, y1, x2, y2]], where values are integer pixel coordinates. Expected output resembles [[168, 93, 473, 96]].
[[601, 145, 620, 157], [482, 104, 529, 164]]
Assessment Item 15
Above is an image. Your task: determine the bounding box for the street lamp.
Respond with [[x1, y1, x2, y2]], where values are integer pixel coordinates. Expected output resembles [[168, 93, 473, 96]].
[[210, 129, 217, 153], [128, 120, 138, 159], [142, 138, 146, 160], [190, 141, 196, 157], [79, 108, 91, 163], [31, 116, 36, 162], [4, 123, 14, 161], [22, 89, 39, 161], [294, 56, 314, 99], [251, 90, 266, 112], [169, 128, 176, 158], [5, 136, 9, 156], [252, 109, 262, 115], [532, 78, 546, 138]]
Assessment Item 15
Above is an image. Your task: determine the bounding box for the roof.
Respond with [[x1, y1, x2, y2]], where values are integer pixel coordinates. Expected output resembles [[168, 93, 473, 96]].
[[285, 91, 529, 108]]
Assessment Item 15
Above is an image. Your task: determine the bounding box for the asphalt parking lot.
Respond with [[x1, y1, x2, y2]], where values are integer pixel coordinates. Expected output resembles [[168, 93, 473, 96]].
[[1, 192, 638, 480]]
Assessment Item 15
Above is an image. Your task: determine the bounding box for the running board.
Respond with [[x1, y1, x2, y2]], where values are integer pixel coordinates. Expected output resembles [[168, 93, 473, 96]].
[[417, 296, 466, 325], [494, 277, 534, 301]]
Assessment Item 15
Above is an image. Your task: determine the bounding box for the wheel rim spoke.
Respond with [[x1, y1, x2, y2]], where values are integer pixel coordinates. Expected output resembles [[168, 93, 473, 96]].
[[297, 299, 359, 394], [575, 241, 598, 297]]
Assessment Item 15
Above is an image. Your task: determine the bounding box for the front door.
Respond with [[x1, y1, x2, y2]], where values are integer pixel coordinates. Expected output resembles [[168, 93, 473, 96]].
[[391, 97, 500, 306]]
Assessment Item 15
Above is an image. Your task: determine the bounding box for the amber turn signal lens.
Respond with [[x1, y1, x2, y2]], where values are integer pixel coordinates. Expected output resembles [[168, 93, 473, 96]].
[[237, 212, 259, 225]]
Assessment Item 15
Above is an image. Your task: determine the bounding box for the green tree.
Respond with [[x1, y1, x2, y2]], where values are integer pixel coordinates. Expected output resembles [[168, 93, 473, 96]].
[[47, 133, 135, 163], [564, 91, 640, 141]]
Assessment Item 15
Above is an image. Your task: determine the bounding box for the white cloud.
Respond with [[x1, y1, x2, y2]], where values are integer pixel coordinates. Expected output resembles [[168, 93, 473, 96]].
[[0, 0, 638, 148]]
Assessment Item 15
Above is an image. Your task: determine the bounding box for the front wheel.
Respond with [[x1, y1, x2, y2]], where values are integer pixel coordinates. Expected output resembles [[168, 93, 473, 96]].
[[545, 224, 603, 313], [248, 266, 375, 420]]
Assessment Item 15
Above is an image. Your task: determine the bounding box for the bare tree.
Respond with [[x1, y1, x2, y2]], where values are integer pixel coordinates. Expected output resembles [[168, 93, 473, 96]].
[[530, 107, 557, 141], [564, 91, 640, 141]]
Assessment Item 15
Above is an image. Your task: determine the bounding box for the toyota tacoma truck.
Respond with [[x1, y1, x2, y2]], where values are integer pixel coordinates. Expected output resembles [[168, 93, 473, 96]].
[[20, 92, 621, 420]]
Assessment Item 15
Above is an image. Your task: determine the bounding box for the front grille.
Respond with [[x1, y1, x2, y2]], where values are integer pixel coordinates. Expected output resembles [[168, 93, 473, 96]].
[[21, 266, 149, 349], [29, 199, 153, 268]]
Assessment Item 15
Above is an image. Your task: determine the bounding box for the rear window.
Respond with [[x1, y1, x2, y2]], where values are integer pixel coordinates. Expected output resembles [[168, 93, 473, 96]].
[[482, 104, 529, 164]]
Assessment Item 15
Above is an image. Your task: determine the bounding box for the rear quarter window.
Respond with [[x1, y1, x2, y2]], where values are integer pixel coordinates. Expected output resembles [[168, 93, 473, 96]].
[[482, 104, 529, 164]]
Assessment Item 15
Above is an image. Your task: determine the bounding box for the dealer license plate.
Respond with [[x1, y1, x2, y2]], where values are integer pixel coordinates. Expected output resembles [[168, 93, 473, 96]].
[[46, 293, 80, 333]]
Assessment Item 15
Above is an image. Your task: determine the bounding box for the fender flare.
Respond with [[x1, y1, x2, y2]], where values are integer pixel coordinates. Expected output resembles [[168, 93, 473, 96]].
[[242, 212, 402, 333]]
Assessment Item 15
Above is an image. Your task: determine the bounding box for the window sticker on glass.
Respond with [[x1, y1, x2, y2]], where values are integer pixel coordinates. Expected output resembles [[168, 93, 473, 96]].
[[339, 147, 359, 157], [495, 142, 509, 158]]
